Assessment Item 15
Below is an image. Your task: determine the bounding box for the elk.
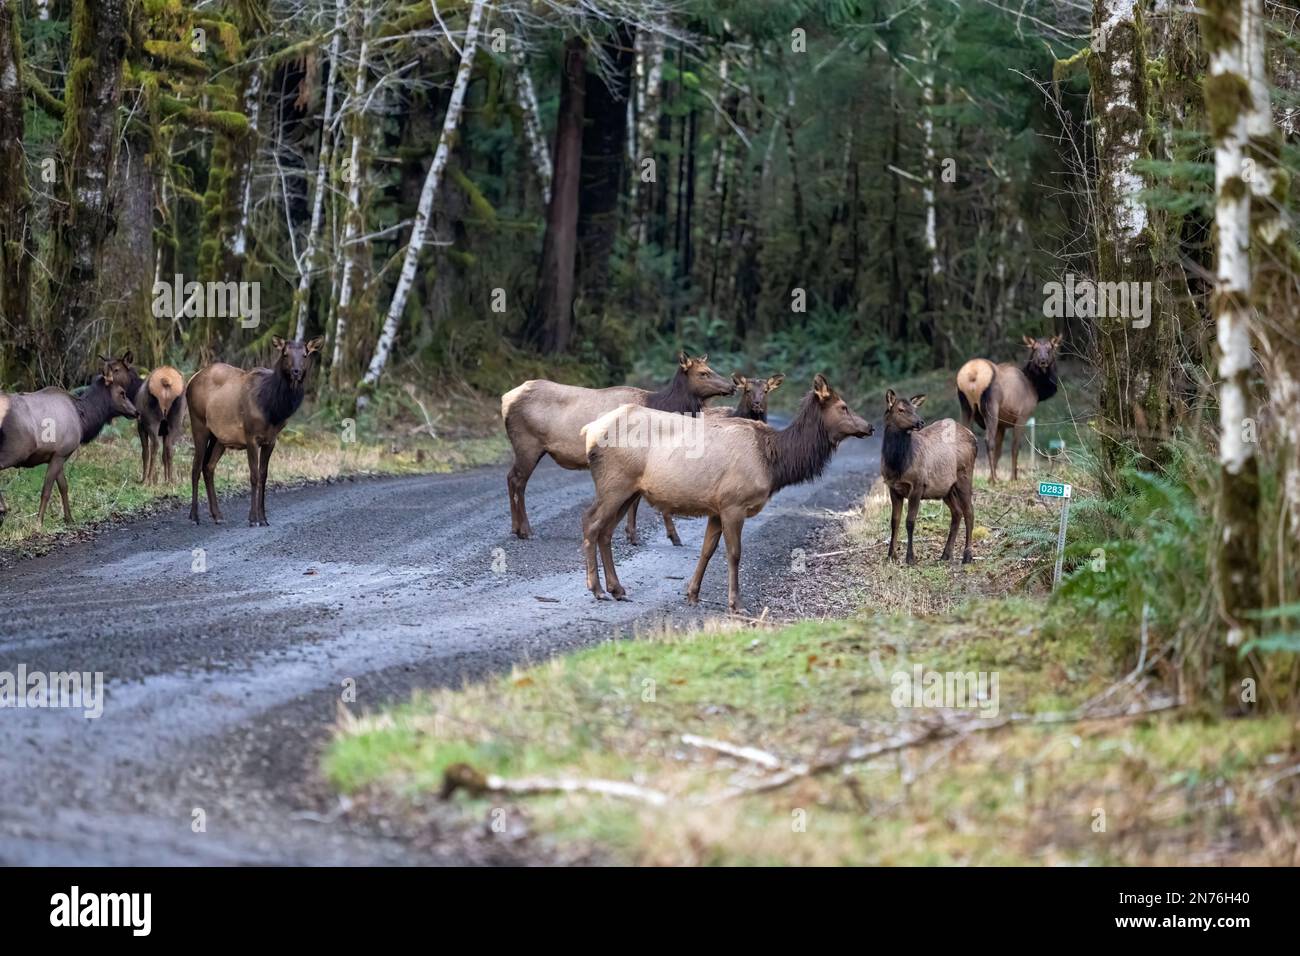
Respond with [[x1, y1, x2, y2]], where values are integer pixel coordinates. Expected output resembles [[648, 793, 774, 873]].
[[100, 352, 186, 485], [579, 374, 873, 613], [501, 352, 734, 541], [0, 367, 139, 526], [880, 390, 977, 565], [626, 371, 786, 546], [187, 336, 323, 526], [955, 335, 1060, 482]]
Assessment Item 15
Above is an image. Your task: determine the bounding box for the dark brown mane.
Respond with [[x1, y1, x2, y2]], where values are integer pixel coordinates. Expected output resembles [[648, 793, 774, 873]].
[[1023, 359, 1059, 402], [255, 368, 305, 427], [76, 379, 119, 444], [882, 420, 915, 476], [646, 367, 704, 415], [764, 391, 834, 493]]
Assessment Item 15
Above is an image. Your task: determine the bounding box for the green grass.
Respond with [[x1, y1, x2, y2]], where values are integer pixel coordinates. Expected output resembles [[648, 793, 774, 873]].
[[325, 452, 1297, 865]]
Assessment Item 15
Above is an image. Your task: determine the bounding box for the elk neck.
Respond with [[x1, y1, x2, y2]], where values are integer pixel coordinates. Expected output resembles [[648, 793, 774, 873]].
[[881, 422, 915, 479], [1023, 359, 1058, 402], [646, 367, 704, 415], [257, 367, 306, 427], [767, 393, 834, 494], [75, 380, 118, 444]]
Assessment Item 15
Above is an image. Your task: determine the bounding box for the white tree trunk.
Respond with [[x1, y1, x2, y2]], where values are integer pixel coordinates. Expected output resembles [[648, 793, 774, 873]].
[[514, 48, 551, 205], [231, 68, 262, 261], [1095, 0, 1150, 253], [920, 19, 940, 277], [361, 0, 486, 389], [330, 0, 372, 378], [293, 0, 347, 341]]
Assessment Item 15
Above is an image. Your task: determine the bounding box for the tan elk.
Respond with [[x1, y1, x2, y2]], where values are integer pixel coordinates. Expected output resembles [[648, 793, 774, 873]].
[[501, 352, 734, 541], [187, 336, 323, 526], [955, 335, 1060, 482], [101, 352, 186, 485], [0, 367, 139, 526], [626, 371, 785, 546], [880, 391, 977, 565], [579, 374, 873, 613]]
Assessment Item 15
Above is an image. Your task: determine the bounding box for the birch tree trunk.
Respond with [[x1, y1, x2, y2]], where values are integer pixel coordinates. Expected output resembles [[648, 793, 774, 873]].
[[361, 0, 486, 389], [330, 0, 372, 388], [293, 0, 347, 342], [514, 48, 551, 205], [0, 0, 35, 387], [1202, 0, 1262, 701]]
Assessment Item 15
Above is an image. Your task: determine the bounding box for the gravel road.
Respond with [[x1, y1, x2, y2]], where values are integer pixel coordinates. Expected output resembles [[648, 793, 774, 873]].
[[0, 429, 879, 864]]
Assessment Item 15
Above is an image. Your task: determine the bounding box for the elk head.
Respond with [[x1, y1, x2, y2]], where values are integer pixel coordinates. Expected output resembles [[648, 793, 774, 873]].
[[1022, 335, 1061, 374], [99, 350, 136, 392], [813, 374, 873, 443], [272, 335, 325, 389], [678, 351, 735, 400], [100, 366, 139, 420], [884, 390, 926, 432], [731, 372, 784, 419]]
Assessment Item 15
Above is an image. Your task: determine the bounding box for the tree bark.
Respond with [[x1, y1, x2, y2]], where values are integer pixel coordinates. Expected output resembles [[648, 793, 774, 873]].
[[0, 0, 35, 387], [48, 0, 130, 383], [528, 36, 585, 354], [362, 0, 486, 389], [514, 49, 551, 205]]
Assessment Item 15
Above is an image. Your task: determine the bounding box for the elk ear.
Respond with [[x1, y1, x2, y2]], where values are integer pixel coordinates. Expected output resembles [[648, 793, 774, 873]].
[[677, 350, 691, 369], [885, 389, 897, 409], [306, 335, 325, 354], [910, 394, 927, 408], [1022, 335, 1036, 348], [732, 372, 747, 388], [813, 374, 832, 402], [272, 335, 287, 352], [99, 354, 113, 365], [766, 373, 784, 392], [1049, 334, 1062, 349], [120, 350, 133, 366], [698, 353, 708, 365]]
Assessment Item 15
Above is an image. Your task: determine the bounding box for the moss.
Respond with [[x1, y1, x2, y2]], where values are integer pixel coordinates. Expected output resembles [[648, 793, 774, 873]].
[[1204, 71, 1253, 140]]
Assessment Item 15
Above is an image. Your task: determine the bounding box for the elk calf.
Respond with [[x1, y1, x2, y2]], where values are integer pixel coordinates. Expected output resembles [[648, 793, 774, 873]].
[[0, 368, 139, 526], [956, 335, 1060, 482], [187, 336, 323, 526], [501, 352, 734, 542], [580, 375, 873, 613], [881, 391, 977, 565]]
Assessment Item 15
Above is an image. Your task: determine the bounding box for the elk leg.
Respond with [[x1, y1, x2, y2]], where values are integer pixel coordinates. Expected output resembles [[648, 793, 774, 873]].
[[1010, 424, 1023, 481], [203, 442, 226, 523], [246, 445, 262, 526], [163, 432, 175, 484], [582, 496, 625, 600], [721, 513, 746, 614], [602, 495, 639, 599], [507, 445, 543, 539], [941, 490, 961, 561], [887, 488, 904, 562], [38, 457, 65, 526], [990, 425, 1006, 484], [56, 468, 72, 522], [662, 512, 682, 546], [686, 515, 722, 605], [139, 421, 151, 483], [960, 474, 975, 564], [984, 398, 1001, 482], [624, 493, 641, 545], [905, 496, 921, 565], [258, 443, 273, 524], [190, 424, 212, 523]]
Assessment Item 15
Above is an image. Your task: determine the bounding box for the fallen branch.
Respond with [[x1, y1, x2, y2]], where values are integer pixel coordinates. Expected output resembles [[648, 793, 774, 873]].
[[681, 734, 785, 770], [441, 762, 670, 807]]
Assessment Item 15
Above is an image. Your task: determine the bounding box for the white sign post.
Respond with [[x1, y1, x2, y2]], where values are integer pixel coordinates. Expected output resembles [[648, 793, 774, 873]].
[[1039, 481, 1072, 591], [1027, 417, 1036, 473]]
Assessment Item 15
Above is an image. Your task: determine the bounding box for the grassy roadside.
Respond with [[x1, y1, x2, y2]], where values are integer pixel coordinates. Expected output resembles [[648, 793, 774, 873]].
[[325, 414, 1298, 863], [0, 384, 508, 556]]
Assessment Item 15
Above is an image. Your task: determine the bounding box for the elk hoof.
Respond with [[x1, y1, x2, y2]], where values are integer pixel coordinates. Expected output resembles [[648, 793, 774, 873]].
[[592, 589, 610, 602], [685, 591, 700, 606], [610, 587, 628, 601], [962, 552, 973, 565], [905, 554, 917, 566], [626, 532, 639, 545], [515, 528, 532, 540], [259, 519, 270, 527], [669, 536, 683, 547]]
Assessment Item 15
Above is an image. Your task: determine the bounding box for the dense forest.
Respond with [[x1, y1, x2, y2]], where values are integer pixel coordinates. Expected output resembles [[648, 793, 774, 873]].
[[1, 0, 1299, 712]]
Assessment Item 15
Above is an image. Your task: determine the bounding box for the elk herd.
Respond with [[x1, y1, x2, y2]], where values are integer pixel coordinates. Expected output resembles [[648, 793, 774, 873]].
[[0, 334, 1062, 614]]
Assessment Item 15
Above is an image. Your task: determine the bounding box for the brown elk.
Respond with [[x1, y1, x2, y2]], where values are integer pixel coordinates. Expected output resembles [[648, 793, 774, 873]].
[[579, 374, 873, 613], [101, 352, 186, 485], [626, 371, 786, 546], [881, 391, 977, 565], [187, 336, 323, 526], [0, 367, 139, 526], [955, 335, 1060, 482], [501, 352, 734, 541]]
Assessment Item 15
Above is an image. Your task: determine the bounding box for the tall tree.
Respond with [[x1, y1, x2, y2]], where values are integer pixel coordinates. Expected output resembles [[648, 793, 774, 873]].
[[0, 0, 34, 387]]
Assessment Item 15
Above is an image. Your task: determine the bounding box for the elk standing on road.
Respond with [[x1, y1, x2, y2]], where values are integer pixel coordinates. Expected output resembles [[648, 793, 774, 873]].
[[187, 336, 323, 526], [579, 374, 873, 613], [955, 335, 1060, 482], [880, 391, 977, 565], [501, 352, 734, 541], [627, 371, 786, 546], [0, 367, 139, 526]]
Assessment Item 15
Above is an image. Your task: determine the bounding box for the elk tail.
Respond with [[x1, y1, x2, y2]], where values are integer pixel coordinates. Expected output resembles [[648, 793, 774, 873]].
[[956, 360, 995, 431]]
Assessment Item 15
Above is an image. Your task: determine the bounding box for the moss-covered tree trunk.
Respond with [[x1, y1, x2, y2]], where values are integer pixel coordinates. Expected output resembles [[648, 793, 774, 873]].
[[1088, 0, 1171, 476], [1202, 0, 1263, 710], [47, 0, 129, 383], [0, 0, 34, 387]]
